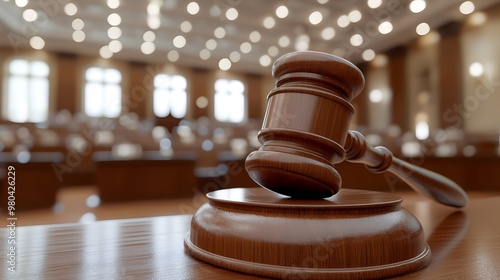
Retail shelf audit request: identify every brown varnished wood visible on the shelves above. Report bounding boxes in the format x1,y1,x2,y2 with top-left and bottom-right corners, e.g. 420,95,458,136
245,51,468,208
344,131,469,208
2,192,499,280
246,51,364,198
186,51,469,279
185,188,430,280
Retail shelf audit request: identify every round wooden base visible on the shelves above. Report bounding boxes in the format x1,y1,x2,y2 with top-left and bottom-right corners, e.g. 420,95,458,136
185,188,431,279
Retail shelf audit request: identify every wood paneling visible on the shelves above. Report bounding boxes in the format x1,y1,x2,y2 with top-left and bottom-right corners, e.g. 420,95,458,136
388,46,408,131
354,63,369,127
245,73,264,120
127,61,150,118
190,68,211,119
94,152,198,202
55,52,78,113
438,22,463,129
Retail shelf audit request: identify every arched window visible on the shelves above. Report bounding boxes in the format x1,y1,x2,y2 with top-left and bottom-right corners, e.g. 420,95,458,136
3,59,50,123
153,74,187,118
84,67,122,118
214,79,245,123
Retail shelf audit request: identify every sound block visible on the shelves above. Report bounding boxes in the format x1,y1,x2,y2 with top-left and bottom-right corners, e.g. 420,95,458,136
184,188,431,279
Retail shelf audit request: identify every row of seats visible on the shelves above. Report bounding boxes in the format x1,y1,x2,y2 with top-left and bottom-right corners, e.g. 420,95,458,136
1,115,499,212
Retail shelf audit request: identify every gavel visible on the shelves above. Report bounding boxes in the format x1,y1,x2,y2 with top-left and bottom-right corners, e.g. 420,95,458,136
245,51,468,208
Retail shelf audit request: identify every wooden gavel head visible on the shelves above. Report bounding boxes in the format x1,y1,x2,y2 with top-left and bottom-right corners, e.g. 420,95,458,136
245,51,365,199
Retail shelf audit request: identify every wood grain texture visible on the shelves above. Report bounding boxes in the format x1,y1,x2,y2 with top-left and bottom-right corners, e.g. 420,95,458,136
345,131,469,208
246,51,364,199
245,51,469,208
0,192,499,280
185,188,430,279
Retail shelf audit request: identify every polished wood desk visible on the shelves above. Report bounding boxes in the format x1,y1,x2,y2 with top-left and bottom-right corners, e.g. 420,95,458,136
1,191,499,279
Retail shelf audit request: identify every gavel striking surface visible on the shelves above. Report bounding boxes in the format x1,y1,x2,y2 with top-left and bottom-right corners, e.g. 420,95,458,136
185,188,431,280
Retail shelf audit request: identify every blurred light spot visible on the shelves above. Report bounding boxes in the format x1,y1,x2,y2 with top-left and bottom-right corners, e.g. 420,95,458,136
202,139,214,151
86,194,101,208
276,5,289,18
187,2,199,15
79,212,96,224
196,96,209,108
460,1,475,15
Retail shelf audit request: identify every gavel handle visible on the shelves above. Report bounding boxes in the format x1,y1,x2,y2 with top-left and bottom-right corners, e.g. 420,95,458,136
344,131,469,208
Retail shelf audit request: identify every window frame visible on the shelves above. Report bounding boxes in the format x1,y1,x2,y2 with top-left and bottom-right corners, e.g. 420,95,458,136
82,66,123,118
152,73,188,119
213,78,247,124
2,57,51,123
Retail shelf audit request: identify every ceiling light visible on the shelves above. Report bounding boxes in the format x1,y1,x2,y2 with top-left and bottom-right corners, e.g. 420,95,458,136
337,15,350,28
460,1,475,15
268,46,279,57
72,30,85,42
278,36,290,47
416,22,430,35
64,3,78,16
249,31,261,43
230,51,241,62
240,42,252,53
72,18,84,30
362,49,376,61
469,62,484,77
317,0,329,4
173,35,186,48
214,27,226,38
378,21,393,34
206,39,217,50
187,2,200,15
321,27,335,40
147,15,161,29
180,21,192,33
15,0,27,8
107,13,121,26
199,49,211,60
148,2,161,15
259,55,272,67
263,16,276,29
219,58,232,71
22,9,38,22
29,36,45,50
143,31,155,42
226,8,238,21
108,27,122,39
367,0,382,9
108,40,122,53
140,42,155,55
168,50,180,62
348,10,362,23
350,34,363,46
275,5,289,18
107,0,120,9
100,45,113,58
309,11,323,25
409,0,426,13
